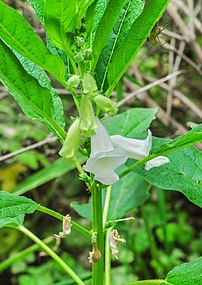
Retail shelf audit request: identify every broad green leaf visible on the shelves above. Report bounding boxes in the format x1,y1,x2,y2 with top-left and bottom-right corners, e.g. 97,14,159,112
71,170,150,221
0,1,65,85
151,124,202,156
71,198,92,221
14,52,65,129
92,0,128,70
107,168,150,220
103,108,158,137
166,257,202,285
135,139,202,207
95,0,145,91
44,0,78,53
86,0,99,37
11,157,86,195
91,0,106,35
0,215,24,228
107,0,170,95
0,40,66,141
27,0,45,23
0,191,39,218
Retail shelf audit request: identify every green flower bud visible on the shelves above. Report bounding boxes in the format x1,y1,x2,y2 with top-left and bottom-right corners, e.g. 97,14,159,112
84,48,92,60
74,51,84,63
93,95,118,116
79,95,97,137
82,73,97,94
59,119,80,159
67,75,80,89
75,36,85,47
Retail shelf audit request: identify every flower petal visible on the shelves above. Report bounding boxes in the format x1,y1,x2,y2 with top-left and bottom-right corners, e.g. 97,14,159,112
145,156,170,170
91,118,114,153
83,149,127,185
111,130,152,160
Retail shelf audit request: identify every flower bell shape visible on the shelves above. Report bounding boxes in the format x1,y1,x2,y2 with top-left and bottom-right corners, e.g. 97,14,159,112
110,130,152,160
59,119,80,159
79,95,97,137
93,95,118,116
83,118,128,185
111,130,170,170
67,75,80,89
82,73,97,94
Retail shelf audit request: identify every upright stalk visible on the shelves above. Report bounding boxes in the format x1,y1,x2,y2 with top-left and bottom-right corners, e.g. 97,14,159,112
92,183,104,285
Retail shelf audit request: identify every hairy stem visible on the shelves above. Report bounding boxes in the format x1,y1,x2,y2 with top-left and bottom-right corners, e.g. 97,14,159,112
92,183,104,285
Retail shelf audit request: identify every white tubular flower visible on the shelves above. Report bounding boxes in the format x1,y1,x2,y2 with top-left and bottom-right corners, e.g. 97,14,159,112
111,130,170,170
111,130,152,160
83,118,128,185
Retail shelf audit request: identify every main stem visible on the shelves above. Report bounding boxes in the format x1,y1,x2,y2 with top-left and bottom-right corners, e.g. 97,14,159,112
92,183,104,285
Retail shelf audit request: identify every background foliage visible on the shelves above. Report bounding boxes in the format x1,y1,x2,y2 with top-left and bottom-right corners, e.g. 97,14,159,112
0,0,202,284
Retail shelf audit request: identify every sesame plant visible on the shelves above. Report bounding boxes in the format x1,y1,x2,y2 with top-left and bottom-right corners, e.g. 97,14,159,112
0,0,202,285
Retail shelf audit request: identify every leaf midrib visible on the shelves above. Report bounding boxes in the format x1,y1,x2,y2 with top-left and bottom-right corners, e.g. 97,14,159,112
0,70,66,141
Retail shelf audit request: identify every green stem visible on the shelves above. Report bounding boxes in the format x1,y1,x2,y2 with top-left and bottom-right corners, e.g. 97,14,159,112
0,236,53,272
127,280,170,285
119,155,156,179
73,159,85,176
103,185,112,227
92,183,104,285
37,205,91,238
13,225,86,285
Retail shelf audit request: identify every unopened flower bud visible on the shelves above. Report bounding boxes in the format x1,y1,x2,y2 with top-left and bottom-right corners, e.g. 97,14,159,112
74,51,85,62
93,95,118,116
59,119,80,159
67,75,80,89
75,36,85,47
79,96,97,137
82,73,97,94
84,48,93,60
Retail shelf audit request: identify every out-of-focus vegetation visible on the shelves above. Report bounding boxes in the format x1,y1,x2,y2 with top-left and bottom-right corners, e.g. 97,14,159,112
0,0,202,284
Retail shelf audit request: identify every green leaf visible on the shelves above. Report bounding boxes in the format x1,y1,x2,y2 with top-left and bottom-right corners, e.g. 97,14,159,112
103,108,158,137
135,139,202,207
107,0,170,95
0,1,65,84
92,0,128,70
11,157,86,195
151,124,202,156
107,168,150,220
0,215,24,228
86,0,99,37
14,52,65,129
71,199,92,221
95,0,145,91
166,257,202,285
0,191,39,219
71,170,150,221
44,0,78,53
0,40,66,141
